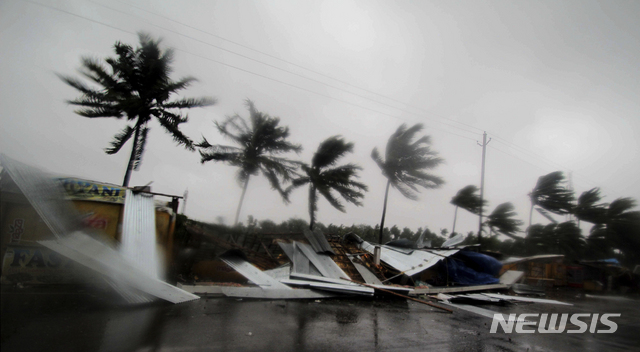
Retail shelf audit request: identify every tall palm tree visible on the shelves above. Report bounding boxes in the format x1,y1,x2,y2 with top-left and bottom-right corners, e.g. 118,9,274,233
450,185,485,235
197,100,302,225
371,124,444,244
59,33,215,187
528,171,575,231
484,202,523,239
286,136,368,230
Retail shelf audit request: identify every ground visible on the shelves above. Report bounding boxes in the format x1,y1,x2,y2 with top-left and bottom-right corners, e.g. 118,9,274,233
1,285,639,351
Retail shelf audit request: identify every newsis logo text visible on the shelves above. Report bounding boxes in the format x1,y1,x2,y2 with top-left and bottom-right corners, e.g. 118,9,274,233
490,313,620,334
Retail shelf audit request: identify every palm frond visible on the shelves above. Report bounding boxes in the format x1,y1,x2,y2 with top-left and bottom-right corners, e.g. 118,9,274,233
157,111,195,151
530,171,575,215
163,97,216,109
105,125,135,154
451,185,485,215
312,135,354,169
485,202,523,238
316,185,345,212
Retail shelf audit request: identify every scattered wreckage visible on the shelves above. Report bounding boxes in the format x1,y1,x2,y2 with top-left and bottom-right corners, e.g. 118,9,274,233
1,154,575,314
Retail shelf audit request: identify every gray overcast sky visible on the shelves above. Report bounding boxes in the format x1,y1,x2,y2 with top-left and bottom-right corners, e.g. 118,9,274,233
1,0,639,237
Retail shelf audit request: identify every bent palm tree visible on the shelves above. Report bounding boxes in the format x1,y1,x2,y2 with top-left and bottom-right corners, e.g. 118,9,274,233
484,202,523,239
287,136,368,230
59,33,215,187
450,185,485,235
197,100,302,225
372,124,444,244
528,171,575,231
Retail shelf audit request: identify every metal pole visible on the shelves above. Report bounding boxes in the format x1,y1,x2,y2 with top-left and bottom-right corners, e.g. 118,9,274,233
477,132,491,247
182,189,188,214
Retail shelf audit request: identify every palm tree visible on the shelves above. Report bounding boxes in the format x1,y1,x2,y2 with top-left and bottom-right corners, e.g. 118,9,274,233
286,136,368,230
450,185,485,235
484,202,523,239
528,171,575,231
197,100,302,225
59,33,215,187
371,124,444,244
606,197,640,263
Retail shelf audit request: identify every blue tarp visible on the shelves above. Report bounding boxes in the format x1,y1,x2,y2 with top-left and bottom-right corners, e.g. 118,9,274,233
455,251,503,276
436,251,502,286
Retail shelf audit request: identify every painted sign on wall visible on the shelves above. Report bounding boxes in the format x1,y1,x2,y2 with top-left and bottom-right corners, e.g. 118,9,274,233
57,178,126,204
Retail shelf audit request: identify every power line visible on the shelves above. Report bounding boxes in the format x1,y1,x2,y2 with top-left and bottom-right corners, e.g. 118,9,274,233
110,0,486,135
26,0,479,143
88,0,482,137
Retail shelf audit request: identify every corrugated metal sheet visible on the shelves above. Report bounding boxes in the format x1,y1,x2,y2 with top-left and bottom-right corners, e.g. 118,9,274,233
121,190,160,279
303,227,335,254
39,233,199,303
0,154,81,238
351,262,383,285
442,233,464,247
220,254,291,290
295,242,349,280
263,264,291,280
360,240,458,276
292,242,310,274
280,279,374,295
220,287,335,299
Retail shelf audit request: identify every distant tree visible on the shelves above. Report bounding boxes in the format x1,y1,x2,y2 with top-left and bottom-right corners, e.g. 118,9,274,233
525,222,585,260
400,227,414,240
197,100,301,225
286,136,367,230
604,198,640,264
371,124,444,244
450,185,485,235
528,171,575,231
59,33,215,186
484,202,523,239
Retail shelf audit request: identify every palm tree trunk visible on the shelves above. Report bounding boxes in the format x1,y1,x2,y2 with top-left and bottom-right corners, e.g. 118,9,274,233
378,180,391,244
528,201,534,235
308,185,316,230
452,206,459,235
234,177,250,226
122,125,141,187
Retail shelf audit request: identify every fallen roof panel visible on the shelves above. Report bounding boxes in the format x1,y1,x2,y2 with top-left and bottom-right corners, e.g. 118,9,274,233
360,240,458,276
412,284,509,295
281,279,374,295
40,233,199,304
499,270,525,285
178,285,336,299
482,293,572,306
295,242,349,280
351,262,383,285
220,254,291,290
303,227,335,255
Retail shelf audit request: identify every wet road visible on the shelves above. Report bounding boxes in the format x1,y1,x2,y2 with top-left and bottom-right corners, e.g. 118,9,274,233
2,286,639,351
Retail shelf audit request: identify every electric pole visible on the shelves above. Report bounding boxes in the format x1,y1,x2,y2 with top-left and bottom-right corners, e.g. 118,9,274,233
182,189,188,215
477,132,491,247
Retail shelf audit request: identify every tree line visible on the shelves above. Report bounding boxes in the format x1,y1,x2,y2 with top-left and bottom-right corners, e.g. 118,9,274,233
60,33,639,265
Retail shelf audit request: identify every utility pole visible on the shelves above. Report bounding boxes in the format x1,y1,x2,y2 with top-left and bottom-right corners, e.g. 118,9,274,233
182,189,188,215
477,132,491,247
